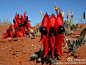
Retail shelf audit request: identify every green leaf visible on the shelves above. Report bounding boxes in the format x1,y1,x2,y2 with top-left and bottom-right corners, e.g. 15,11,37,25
73,43,77,53
68,40,71,47
76,40,79,48
49,57,57,63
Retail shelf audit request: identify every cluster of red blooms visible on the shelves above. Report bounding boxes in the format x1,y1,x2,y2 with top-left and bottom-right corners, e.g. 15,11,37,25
40,12,65,59
2,11,31,39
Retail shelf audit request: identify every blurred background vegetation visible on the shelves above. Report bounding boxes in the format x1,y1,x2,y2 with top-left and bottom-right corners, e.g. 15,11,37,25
0,16,12,25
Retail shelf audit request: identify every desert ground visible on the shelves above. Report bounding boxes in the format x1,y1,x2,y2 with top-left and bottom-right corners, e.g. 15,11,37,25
0,23,86,65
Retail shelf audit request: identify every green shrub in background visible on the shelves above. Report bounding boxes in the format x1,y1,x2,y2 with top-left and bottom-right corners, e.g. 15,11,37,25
0,16,12,25
0,21,2,25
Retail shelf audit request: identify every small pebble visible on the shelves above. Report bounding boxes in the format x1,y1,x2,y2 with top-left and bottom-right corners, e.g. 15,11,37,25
31,45,33,47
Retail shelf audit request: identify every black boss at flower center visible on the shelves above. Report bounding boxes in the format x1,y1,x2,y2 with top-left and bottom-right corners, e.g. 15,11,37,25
57,25,65,34
40,26,47,36
49,27,56,36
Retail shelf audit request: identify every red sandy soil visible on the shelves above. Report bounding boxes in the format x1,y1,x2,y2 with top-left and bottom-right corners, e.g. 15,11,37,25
0,23,86,65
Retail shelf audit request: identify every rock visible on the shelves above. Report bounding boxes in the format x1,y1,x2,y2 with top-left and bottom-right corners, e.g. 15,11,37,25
29,53,38,59
31,45,33,47
37,58,41,61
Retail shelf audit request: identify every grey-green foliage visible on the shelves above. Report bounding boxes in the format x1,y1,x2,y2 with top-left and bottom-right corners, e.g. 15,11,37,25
68,36,85,53
63,20,71,33
78,39,81,46
76,24,78,28
73,43,77,53
34,29,36,34
72,24,75,29
7,20,10,25
63,20,69,28
6,16,10,25
63,20,67,26
75,25,77,30
80,25,86,37
36,26,41,33
9,21,12,25
64,33,67,41
70,26,73,30
68,40,74,50
49,57,57,63
37,21,41,25
76,40,79,48
82,37,85,43
38,26,41,29
80,25,82,29
0,21,2,25
71,24,77,31
67,24,70,28
29,53,38,59
68,39,71,47
77,37,85,46
72,40,79,53
3,19,6,25
36,27,38,33
72,40,75,46
1,16,12,25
